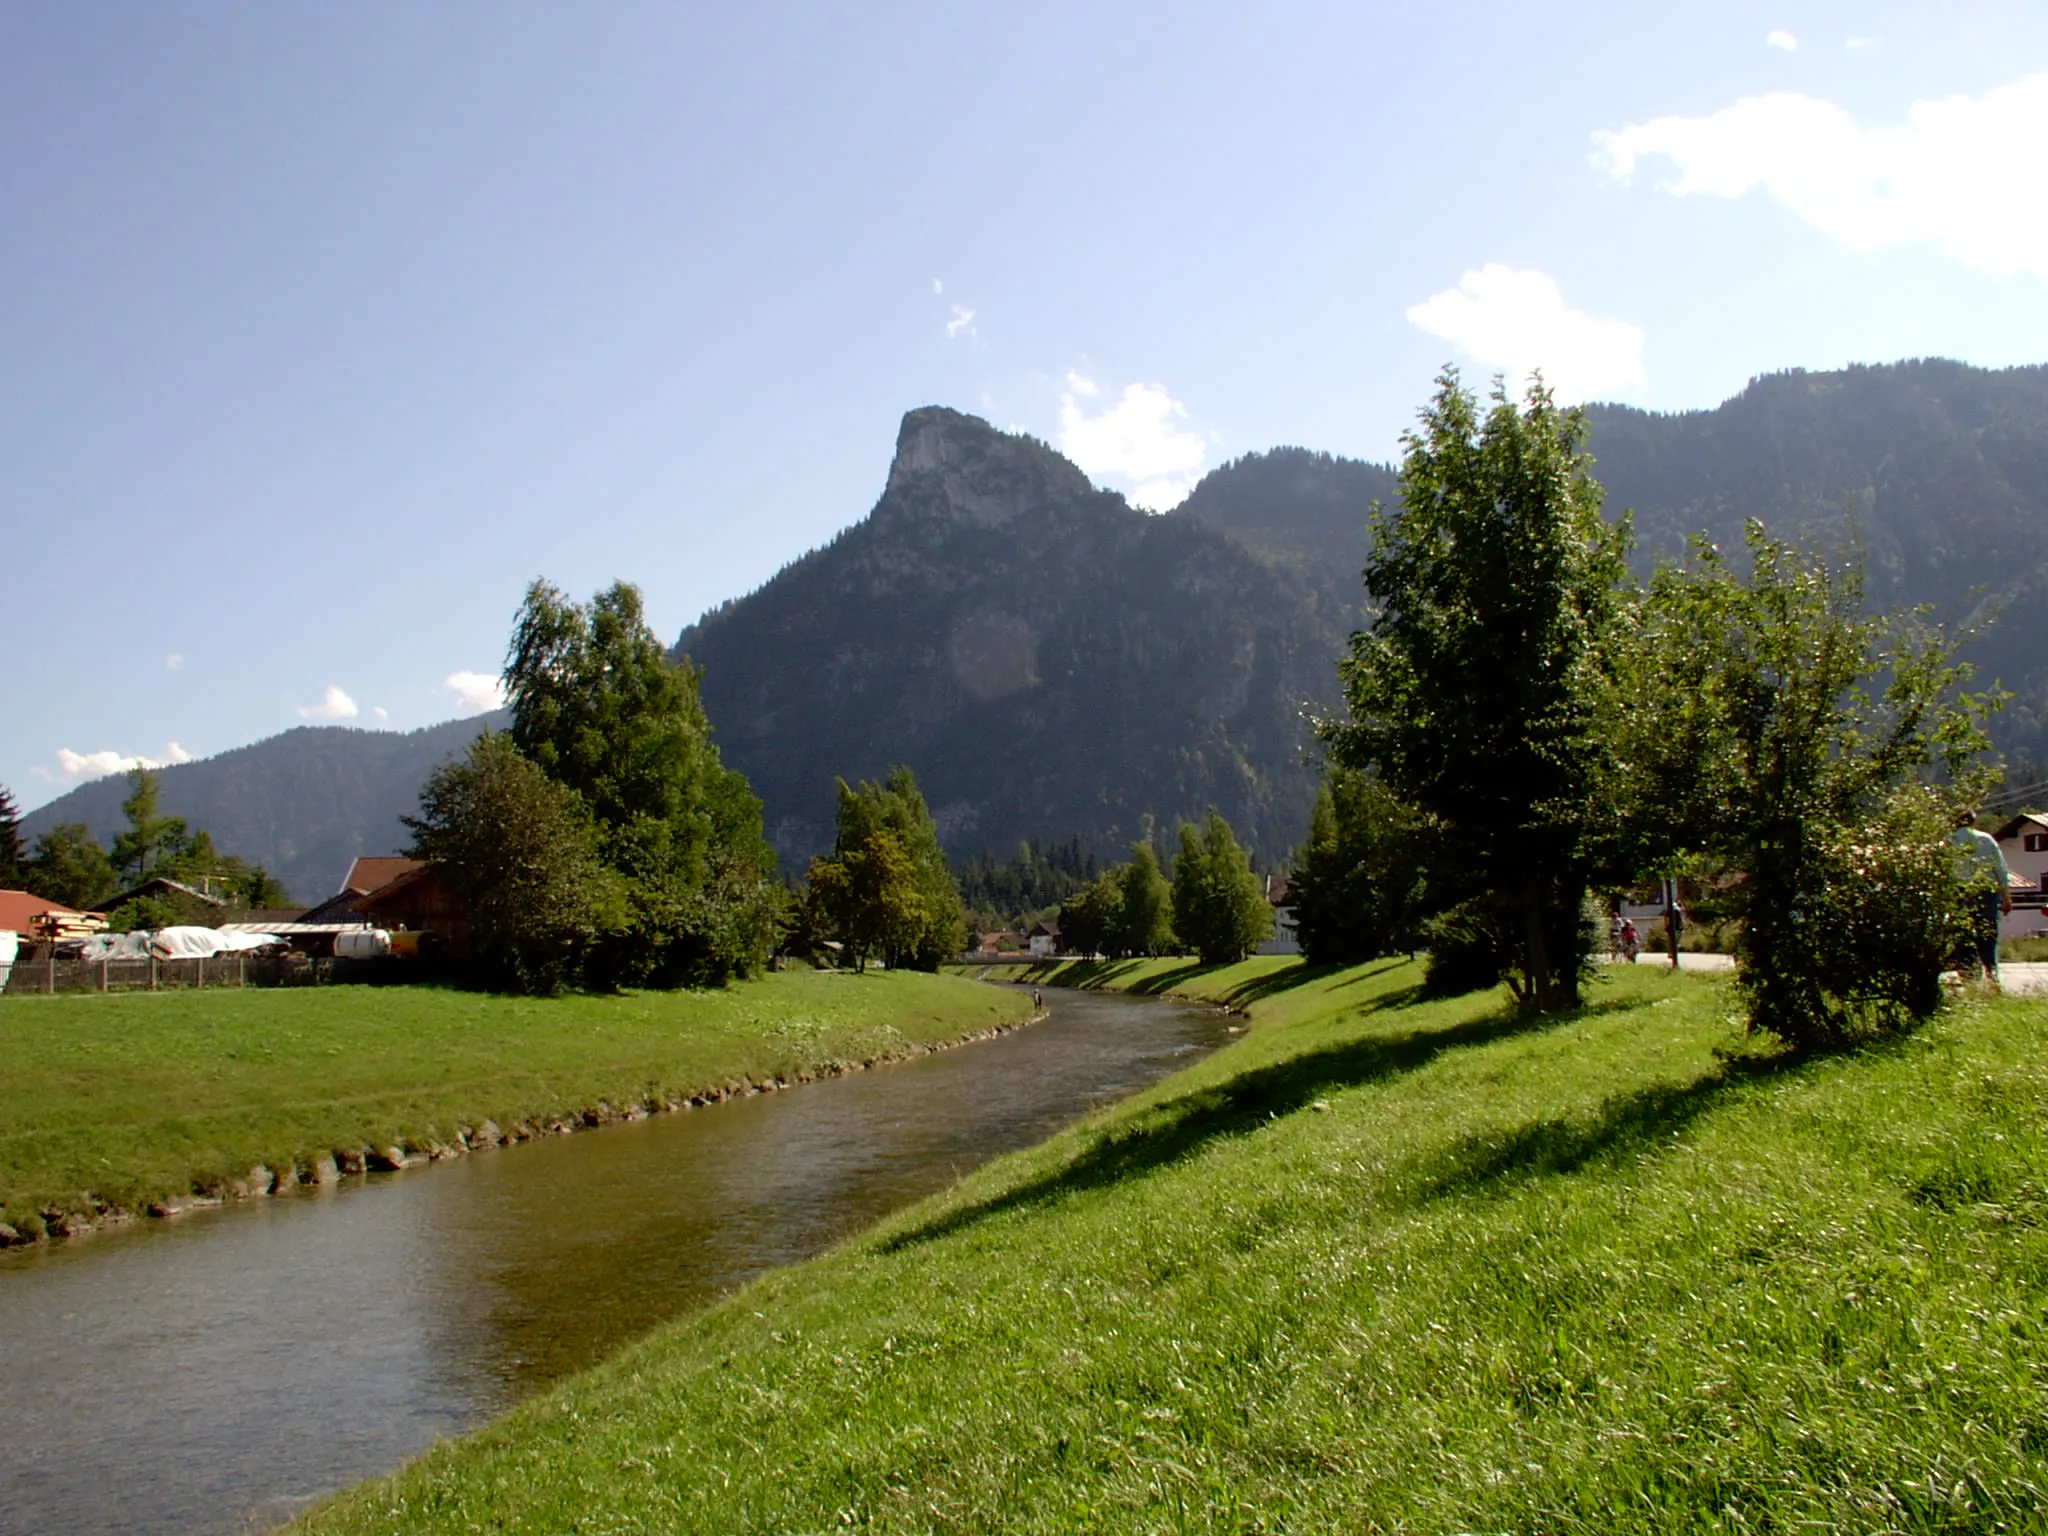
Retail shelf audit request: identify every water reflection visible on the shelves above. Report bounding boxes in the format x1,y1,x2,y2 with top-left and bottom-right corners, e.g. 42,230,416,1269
0,987,1231,1535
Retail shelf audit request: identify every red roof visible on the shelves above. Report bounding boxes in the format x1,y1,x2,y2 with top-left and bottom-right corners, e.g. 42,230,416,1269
0,888,87,933
340,856,425,897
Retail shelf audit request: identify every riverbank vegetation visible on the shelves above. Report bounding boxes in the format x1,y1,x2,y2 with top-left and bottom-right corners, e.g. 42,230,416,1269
1300,371,1997,1047
297,956,2048,1532
0,968,1031,1240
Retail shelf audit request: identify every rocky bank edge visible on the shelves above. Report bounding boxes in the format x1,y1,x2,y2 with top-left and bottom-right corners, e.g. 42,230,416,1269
0,1007,1048,1249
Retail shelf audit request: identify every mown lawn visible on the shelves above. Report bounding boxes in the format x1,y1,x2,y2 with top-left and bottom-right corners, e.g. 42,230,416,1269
300,956,2048,1533
0,969,1031,1234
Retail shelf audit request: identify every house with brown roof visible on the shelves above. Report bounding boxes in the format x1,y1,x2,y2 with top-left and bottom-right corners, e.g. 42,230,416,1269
352,863,470,955
338,856,425,897
0,889,101,941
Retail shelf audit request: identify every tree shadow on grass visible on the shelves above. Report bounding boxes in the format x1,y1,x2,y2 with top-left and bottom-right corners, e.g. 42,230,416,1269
877,999,1577,1254
1404,1047,1797,1207
1025,957,1392,1008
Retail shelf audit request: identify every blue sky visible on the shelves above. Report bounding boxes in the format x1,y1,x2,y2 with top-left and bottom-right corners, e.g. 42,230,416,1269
5,2,2045,811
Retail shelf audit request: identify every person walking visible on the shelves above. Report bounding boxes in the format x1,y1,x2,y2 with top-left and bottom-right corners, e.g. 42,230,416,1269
1951,810,2013,986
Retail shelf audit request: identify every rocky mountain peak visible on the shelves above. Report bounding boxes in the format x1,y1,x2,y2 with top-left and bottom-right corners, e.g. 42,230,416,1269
877,406,1100,529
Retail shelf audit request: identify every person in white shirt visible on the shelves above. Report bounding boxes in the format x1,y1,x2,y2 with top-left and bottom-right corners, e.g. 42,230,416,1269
1951,810,2013,983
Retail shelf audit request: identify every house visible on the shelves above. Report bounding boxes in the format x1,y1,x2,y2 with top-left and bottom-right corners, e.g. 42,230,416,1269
976,931,1029,957
1028,920,1061,958
338,856,425,897
1996,813,2048,939
0,889,103,942
88,876,225,925
296,857,426,925
353,863,470,955
1257,873,1301,956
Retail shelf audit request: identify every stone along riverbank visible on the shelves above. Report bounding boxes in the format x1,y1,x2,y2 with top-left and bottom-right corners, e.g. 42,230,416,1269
0,985,1237,1536
0,968,1034,1246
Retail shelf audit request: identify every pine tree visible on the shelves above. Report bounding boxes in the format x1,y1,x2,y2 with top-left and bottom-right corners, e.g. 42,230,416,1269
0,783,23,888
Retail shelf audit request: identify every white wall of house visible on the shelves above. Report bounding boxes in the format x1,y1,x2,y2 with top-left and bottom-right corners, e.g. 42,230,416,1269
1999,815,2048,939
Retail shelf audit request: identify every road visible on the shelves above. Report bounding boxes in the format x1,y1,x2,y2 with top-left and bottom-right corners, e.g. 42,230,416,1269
1610,951,2048,996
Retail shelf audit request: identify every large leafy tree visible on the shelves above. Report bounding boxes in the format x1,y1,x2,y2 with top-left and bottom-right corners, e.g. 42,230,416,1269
1288,768,1428,966
1170,813,1272,965
505,579,781,986
1626,525,1993,1046
24,824,118,910
808,767,969,970
407,733,623,996
1057,870,1125,958
1113,840,1177,957
1325,370,1630,1012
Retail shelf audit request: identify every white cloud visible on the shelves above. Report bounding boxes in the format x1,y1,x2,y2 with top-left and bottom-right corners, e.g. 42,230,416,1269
1592,72,2048,285
297,685,359,720
372,705,389,723
1846,36,1879,52
932,277,943,295
945,304,978,340
1058,378,1208,511
52,742,193,783
1404,264,1647,403
1766,29,1798,52
443,670,506,716
164,652,184,671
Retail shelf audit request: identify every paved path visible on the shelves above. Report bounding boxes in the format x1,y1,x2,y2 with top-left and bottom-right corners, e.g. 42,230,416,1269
1608,952,2048,996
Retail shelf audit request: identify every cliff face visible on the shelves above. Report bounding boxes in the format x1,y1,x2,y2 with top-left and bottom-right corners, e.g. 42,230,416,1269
678,408,1339,865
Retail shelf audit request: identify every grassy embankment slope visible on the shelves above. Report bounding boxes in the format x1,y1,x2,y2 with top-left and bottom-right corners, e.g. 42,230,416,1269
0,969,1032,1236
298,955,2048,1533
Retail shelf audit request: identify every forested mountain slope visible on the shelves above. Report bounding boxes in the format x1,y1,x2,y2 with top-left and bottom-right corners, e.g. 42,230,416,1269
678,408,1340,867
24,359,2045,893
1183,360,2048,758
19,715,499,902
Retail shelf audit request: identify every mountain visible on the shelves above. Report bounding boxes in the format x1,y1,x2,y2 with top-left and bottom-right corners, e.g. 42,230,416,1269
1586,360,2048,755
18,715,500,903
1173,361,2048,759
22,359,2048,889
678,407,1341,866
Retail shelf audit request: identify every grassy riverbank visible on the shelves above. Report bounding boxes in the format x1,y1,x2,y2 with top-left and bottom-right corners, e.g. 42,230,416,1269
0,969,1032,1237
297,956,2048,1533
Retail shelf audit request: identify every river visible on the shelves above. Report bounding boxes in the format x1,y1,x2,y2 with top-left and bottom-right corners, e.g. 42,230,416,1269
0,986,1233,1535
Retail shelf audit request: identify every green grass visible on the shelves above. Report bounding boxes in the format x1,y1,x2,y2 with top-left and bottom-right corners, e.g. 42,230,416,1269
296,955,2048,1534
0,969,1032,1234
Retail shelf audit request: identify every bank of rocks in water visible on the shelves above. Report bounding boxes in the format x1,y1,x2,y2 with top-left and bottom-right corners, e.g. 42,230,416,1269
0,1011,1046,1249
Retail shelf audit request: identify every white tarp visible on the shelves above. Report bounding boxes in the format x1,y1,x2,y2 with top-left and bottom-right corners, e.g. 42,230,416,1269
0,930,16,990
150,927,281,959
78,928,282,963
77,932,154,963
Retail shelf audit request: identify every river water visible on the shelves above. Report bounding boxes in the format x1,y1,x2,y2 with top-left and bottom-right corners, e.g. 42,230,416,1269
0,986,1232,1535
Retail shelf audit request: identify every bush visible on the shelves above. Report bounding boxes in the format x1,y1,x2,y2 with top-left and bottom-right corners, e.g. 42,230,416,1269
1420,904,1506,998
1739,786,1976,1046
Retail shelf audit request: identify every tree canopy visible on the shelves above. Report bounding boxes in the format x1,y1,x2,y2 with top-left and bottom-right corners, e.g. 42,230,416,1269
1170,813,1271,965
0,784,23,889
1326,370,1629,1011
407,733,623,996
502,578,782,988
1624,524,1994,1046
807,767,969,971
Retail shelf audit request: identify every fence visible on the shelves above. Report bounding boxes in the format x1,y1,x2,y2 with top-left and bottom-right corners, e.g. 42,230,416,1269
2,952,365,996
